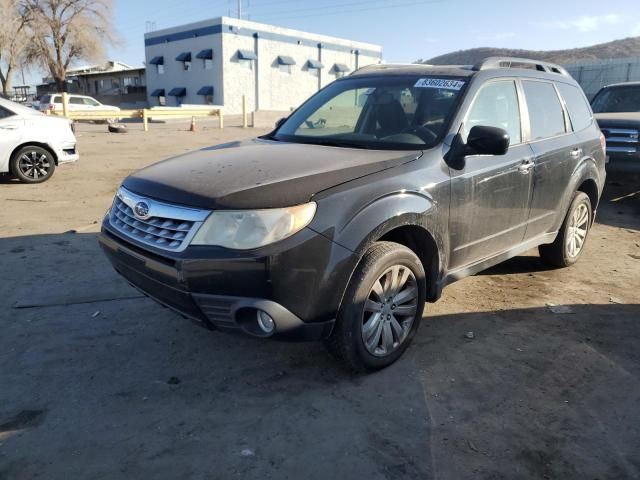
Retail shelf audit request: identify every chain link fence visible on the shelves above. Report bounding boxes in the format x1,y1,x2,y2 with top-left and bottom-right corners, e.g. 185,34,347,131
564,57,640,100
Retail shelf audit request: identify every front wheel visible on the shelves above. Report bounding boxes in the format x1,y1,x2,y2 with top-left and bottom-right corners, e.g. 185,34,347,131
325,241,426,372
10,146,56,183
539,191,592,267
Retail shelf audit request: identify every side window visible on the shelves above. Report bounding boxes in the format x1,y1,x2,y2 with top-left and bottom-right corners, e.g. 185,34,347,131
466,80,521,144
83,98,100,106
0,106,15,119
53,96,62,104
69,97,84,105
522,80,566,140
556,83,593,132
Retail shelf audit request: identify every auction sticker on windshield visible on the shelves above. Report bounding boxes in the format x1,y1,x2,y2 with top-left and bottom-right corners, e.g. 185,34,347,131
414,78,465,90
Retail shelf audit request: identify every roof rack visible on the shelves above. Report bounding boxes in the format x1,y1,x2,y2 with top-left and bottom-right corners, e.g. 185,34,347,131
473,57,569,76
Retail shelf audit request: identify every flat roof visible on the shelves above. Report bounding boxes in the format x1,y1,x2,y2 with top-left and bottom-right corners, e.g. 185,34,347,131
144,16,382,54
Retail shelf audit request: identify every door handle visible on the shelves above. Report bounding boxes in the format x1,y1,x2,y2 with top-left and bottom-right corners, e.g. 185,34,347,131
518,158,534,174
570,148,583,158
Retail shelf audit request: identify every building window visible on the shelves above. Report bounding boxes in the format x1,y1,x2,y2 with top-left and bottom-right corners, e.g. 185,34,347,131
204,59,213,70
309,68,319,77
276,55,295,75
158,64,164,75
239,59,253,70
158,96,166,106
204,95,213,105
176,52,192,71
335,71,345,79
279,64,292,74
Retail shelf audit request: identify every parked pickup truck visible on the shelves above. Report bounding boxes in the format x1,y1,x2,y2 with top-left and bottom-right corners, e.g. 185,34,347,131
592,82,640,161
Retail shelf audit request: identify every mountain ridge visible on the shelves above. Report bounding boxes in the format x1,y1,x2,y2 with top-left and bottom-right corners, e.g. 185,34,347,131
420,37,640,66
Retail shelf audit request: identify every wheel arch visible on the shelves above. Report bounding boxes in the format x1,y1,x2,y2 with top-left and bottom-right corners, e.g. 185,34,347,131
10,142,59,167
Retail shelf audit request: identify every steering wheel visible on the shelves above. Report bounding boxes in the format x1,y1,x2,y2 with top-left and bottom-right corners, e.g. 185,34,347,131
402,125,438,143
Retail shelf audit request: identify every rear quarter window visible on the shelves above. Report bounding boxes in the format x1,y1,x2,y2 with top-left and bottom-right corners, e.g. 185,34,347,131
556,83,593,132
0,106,15,119
522,80,566,140
40,95,51,104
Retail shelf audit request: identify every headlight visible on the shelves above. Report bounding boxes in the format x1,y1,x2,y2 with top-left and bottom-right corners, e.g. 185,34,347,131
191,202,317,249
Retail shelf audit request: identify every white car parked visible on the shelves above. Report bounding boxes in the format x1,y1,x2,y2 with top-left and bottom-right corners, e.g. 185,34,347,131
0,96,79,183
38,93,120,114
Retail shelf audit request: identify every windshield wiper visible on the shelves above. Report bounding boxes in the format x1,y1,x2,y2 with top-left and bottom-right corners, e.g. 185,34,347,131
303,139,373,149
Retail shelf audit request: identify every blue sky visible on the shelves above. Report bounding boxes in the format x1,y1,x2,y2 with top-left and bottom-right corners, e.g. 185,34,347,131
25,0,640,84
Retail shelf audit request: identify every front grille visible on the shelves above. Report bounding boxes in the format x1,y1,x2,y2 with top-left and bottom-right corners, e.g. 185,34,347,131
108,187,210,252
601,127,639,154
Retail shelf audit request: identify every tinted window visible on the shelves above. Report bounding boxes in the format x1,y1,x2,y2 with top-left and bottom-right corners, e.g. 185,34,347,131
40,95,51,104
522,80,566,140
466,80,521,144
591,86,640,113
557,83,593,131
0,106,15,119
70,97,84,105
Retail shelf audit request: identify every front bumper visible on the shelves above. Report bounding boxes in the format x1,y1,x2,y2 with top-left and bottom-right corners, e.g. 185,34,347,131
55,143,79,164
98,219,354,341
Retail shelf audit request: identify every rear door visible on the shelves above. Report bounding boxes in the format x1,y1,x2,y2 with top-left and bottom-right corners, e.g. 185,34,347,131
448,79,534,269
521,80,580,239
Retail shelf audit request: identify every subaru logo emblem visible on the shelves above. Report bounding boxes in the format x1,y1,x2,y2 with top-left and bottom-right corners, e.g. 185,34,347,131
134,201,150,219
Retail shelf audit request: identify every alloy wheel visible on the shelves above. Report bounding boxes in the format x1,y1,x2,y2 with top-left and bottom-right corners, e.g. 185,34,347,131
566,202,589,258
19,150,52,181
361,265,418,357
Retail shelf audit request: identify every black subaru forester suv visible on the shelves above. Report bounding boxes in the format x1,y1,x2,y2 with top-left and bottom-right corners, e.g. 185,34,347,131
100,57,606,371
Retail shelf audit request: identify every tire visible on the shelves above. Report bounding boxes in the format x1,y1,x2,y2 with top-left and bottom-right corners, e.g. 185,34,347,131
10,145,56,184
108,124,127,133
325,241,426,372
539,191,592,268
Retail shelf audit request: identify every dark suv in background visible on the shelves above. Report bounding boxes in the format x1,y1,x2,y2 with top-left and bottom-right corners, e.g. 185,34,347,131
99,57,606,371
592,81,640,162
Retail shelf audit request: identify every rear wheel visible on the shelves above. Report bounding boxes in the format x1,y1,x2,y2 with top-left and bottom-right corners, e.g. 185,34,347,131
325,241,426,372
539,191,592,267
10,146,56,184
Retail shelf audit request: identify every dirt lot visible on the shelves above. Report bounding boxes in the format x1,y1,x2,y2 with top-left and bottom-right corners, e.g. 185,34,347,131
1,122,639,480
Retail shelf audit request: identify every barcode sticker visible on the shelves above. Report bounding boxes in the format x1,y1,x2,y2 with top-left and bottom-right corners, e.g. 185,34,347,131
414,78,465,90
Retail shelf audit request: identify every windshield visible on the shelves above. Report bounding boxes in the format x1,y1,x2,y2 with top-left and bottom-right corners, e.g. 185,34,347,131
273,75,467,150
591,86,640,113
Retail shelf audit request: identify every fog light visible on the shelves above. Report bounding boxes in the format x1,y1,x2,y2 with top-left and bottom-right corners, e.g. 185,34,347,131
256,310,275,334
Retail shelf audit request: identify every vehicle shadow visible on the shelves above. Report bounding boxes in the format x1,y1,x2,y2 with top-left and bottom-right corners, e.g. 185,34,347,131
0,231,639,479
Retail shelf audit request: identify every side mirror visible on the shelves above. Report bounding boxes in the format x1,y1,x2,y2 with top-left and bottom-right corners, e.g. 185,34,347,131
466,125,510,156
275,117,287,129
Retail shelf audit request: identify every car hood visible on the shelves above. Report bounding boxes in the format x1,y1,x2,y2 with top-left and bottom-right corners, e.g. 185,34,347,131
594,112,640,128
122,138,421,209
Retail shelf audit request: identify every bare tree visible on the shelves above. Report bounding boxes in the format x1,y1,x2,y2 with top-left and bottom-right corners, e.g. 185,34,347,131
0,0,28,97
23,0,115,92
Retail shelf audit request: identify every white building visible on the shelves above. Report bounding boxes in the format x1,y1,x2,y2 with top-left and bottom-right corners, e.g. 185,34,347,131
144,16,383,114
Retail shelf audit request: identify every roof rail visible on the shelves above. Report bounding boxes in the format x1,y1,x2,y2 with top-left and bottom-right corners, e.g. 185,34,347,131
473,57,569,76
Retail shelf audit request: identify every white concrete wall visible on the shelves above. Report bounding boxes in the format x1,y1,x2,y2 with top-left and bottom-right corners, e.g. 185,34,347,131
145,28,223,107
145,17,382,113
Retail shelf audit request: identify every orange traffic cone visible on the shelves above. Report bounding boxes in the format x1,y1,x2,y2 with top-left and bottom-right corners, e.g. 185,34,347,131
189,116,196,132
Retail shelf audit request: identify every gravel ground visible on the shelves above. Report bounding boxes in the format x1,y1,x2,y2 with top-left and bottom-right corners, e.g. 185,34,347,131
0,123,638,480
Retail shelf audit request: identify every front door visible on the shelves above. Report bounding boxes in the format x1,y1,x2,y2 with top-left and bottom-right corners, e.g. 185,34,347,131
0,105,23,172
448,80,534,269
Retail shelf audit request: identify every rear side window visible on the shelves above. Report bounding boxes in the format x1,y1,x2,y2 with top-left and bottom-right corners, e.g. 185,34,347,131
52,96,62,104
556,83,593,131
70,97,84,105
40,95,51,104
466,80,522,144
522,80,566,140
